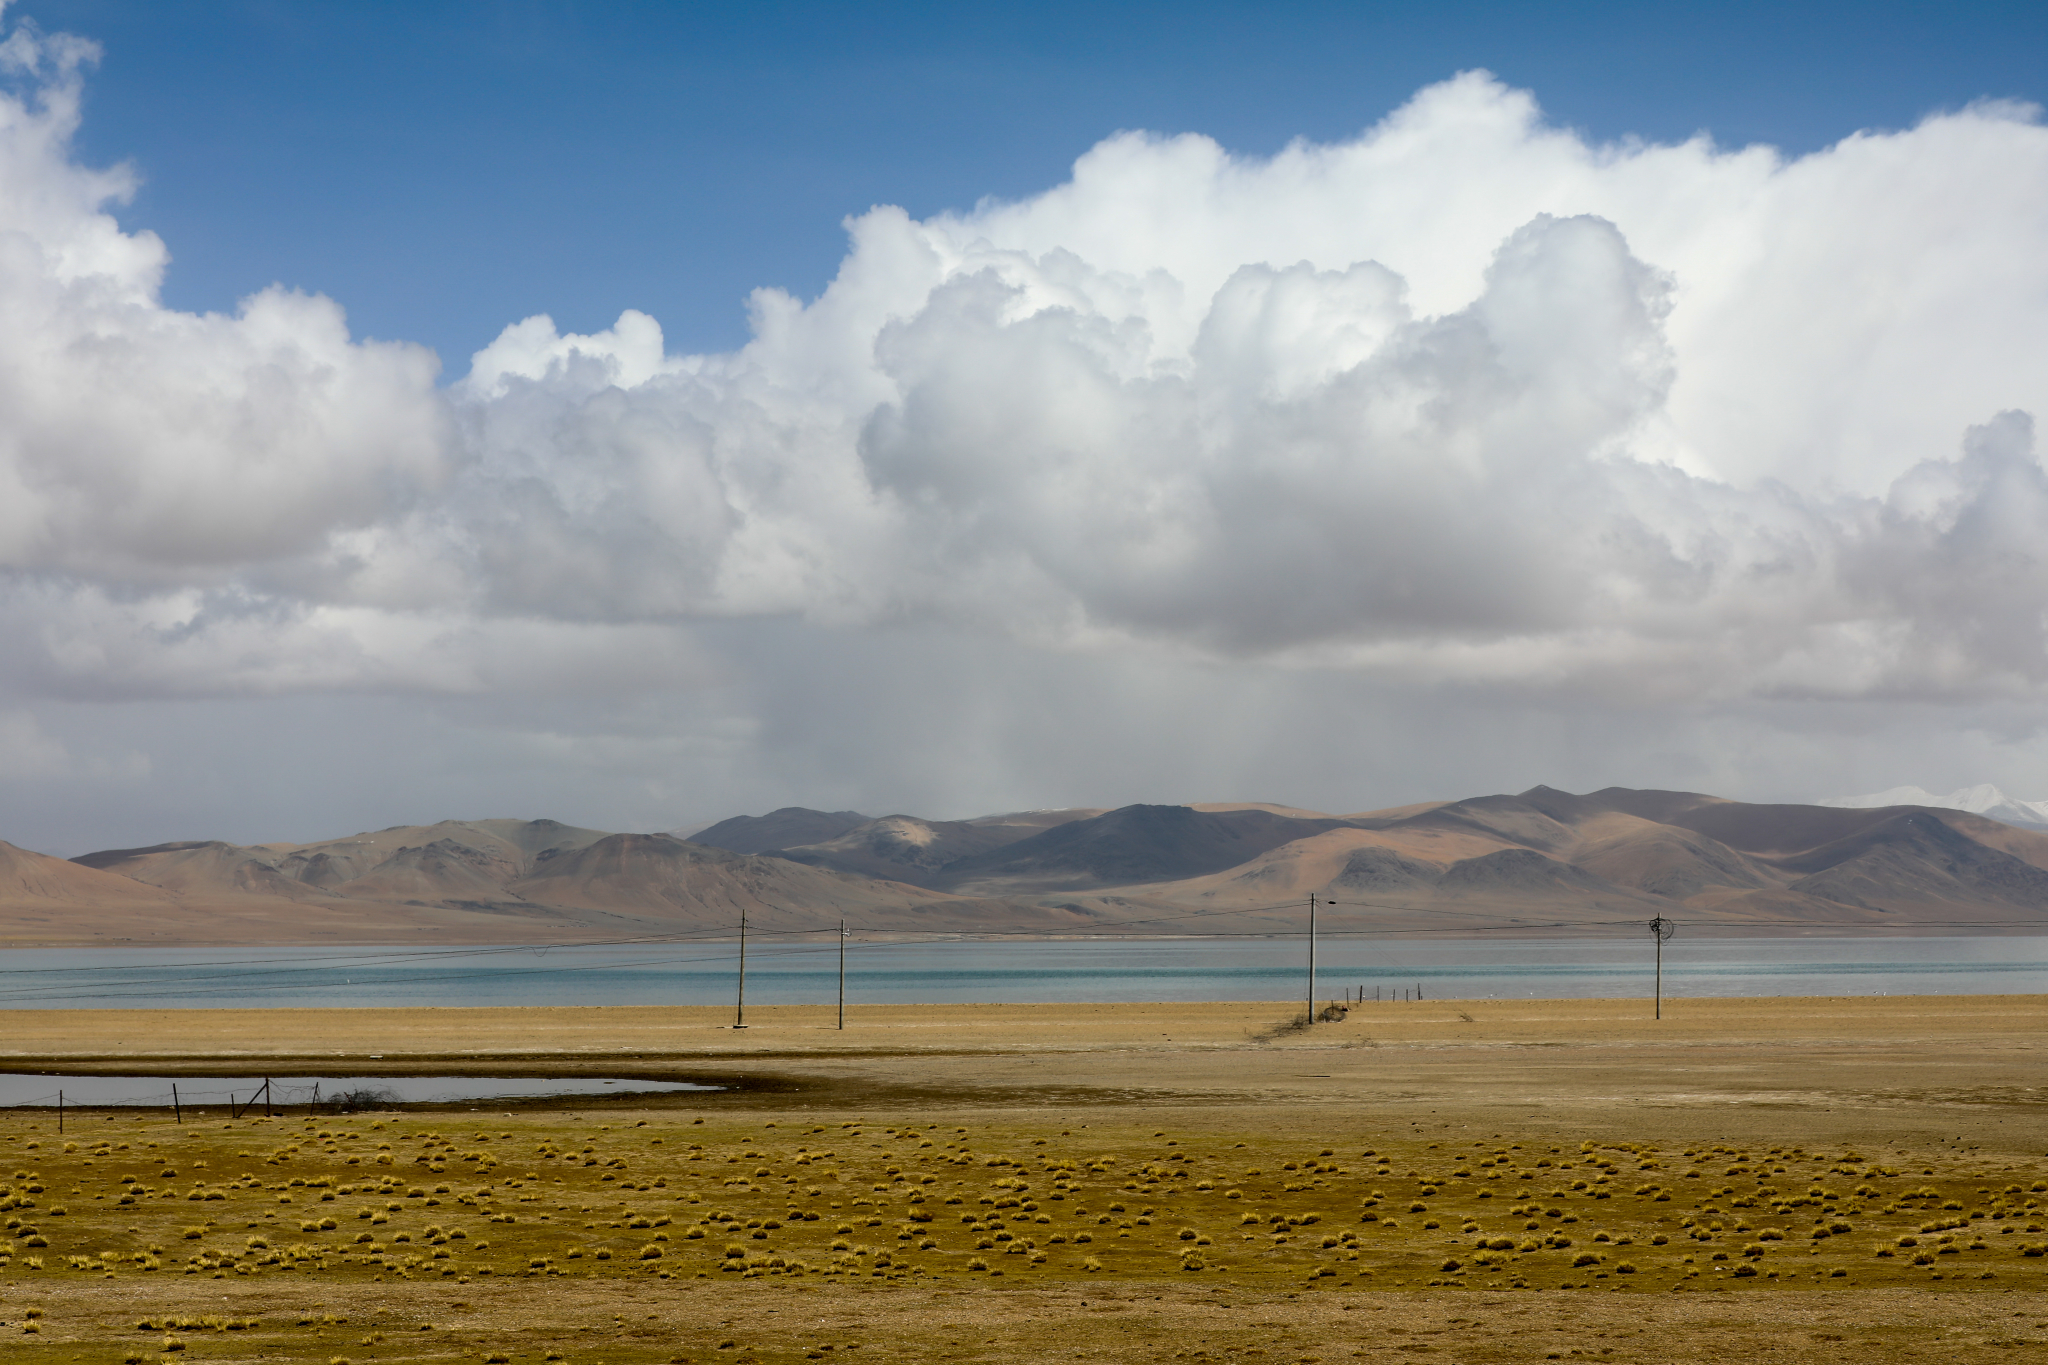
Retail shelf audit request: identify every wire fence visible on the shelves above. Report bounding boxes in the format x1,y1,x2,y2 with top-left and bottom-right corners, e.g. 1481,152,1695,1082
6,1077,411,1129
2,1071,722,1120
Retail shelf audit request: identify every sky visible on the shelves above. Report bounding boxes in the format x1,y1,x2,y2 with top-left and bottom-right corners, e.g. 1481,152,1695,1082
3,0,2048,854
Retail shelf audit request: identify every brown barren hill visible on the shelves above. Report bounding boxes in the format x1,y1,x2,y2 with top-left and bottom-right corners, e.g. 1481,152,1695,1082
773,813,1043,886
73,818,614,909
1,838,553,947
936,803,1352,895
1042,784,2048,935
507,831,1012,932
1776,807,2048,912
964,806,1107,833
686,806,872,853
1568,817,1778,898
0,838,169,909
322,836,529,902
1186,800,1337,817
70,838,327,900
272,817,611,893
1585,786,1905,853
1138,827,1468,905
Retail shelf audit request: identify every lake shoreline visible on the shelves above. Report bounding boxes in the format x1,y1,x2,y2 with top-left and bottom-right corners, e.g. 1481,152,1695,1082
2,991,2042,1060
3,935,2044,1009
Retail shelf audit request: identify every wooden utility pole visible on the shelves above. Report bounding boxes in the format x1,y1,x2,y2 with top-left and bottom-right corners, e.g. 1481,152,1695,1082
1649,916,1674,1019
1306,894,1319,1023
734,908,749,1029
837,918,847,1030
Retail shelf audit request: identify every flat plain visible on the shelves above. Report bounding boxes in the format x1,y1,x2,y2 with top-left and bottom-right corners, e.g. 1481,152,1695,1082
2,995,2047,1363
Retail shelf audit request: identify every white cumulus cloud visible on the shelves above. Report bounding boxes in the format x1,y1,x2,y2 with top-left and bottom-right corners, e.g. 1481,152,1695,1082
3,6,2048,744
0,16,449,592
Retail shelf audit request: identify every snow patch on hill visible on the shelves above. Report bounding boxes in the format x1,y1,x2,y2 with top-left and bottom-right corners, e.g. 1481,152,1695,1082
1820,784,2048,830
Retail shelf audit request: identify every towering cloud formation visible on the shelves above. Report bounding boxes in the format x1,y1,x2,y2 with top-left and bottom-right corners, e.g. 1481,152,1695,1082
0,22,449,584
3,10,2048,830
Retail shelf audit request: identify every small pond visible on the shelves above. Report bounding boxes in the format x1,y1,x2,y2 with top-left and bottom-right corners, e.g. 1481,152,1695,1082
0,1073,718,1109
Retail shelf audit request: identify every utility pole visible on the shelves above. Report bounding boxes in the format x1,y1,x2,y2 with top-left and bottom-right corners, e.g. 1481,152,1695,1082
837,918,847,1031
734,907,749,1029
1306,893,1319,1023
1649,916,1674,1019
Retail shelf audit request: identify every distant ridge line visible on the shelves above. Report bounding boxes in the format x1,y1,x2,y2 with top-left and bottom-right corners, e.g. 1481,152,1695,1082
5,786,2048,945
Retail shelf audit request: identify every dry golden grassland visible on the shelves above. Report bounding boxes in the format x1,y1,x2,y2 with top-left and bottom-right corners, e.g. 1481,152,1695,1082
2,995,2047,1362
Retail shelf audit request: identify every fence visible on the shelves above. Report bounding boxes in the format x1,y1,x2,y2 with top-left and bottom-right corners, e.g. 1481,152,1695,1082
4,1078,403,1129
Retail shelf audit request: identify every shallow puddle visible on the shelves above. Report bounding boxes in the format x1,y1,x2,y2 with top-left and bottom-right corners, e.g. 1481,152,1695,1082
0,1072,718,1109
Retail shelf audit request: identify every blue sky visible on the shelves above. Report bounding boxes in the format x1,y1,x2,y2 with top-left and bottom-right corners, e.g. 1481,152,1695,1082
36,0,2048,364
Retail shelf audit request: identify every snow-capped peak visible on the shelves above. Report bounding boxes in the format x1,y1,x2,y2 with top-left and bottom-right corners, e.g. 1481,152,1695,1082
1819,784,2048,829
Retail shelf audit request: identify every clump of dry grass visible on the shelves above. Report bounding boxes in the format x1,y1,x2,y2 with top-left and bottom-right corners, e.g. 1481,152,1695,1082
1250,1013,1315,1042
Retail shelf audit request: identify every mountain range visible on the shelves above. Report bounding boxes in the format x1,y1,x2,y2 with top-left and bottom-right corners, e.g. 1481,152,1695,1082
5,786,2048,945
